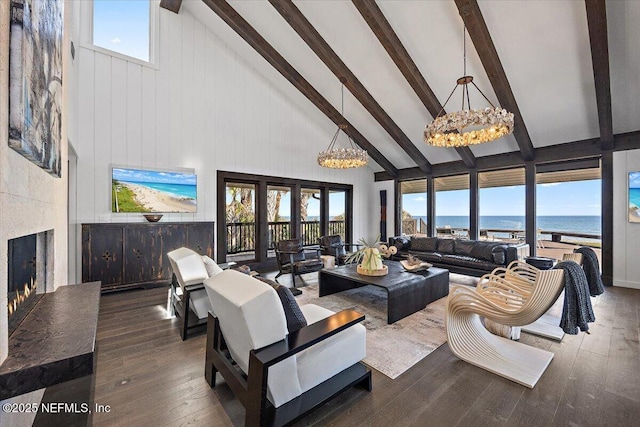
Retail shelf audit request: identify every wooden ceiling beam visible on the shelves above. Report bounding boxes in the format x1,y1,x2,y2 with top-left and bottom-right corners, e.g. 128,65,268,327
585,0,614,150
269,0,432,174
202,0,398,178
375,130,640,181
159,0,182,14
352,0,476,169
454,0,536,162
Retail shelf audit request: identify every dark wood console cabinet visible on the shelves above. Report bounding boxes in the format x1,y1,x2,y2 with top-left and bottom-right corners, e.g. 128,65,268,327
82,222,214,291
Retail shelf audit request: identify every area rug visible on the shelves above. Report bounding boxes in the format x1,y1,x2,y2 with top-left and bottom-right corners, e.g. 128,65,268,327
295,273,477,379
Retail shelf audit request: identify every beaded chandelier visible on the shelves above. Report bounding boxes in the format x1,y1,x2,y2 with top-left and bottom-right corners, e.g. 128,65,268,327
318,81,368,169
424,28,514,148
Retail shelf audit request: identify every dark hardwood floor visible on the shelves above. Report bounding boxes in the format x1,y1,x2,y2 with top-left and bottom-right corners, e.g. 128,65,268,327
93,273,640,426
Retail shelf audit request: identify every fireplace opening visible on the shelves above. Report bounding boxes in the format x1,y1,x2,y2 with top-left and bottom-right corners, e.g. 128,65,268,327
7,233,46,335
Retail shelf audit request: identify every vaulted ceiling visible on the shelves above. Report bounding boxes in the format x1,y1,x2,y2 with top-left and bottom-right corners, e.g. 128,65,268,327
167,0,640,178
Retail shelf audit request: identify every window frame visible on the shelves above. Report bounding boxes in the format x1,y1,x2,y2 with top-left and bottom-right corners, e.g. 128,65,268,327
81,0,160,69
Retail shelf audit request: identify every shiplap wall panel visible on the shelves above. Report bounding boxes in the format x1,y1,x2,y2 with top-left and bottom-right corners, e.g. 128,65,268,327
126,63,143,170
110,58,128,166
141,67,157,169
77,48,95,221
94,53,111,217
75,7,378,242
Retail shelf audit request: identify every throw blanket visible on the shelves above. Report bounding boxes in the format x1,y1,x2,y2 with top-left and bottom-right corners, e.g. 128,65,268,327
554,261,595,334
575,247,605,296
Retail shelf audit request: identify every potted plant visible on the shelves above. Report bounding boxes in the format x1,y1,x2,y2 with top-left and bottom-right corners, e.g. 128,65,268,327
345,235,395,276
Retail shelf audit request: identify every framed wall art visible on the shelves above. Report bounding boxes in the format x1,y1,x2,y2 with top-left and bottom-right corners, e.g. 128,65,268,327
8,0,64,177
630,172,640,223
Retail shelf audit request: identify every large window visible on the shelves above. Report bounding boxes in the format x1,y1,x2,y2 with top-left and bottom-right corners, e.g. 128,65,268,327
479,168,525,243
218,172,352,263
400,180,427,235
435,175,470,239
89,0,156,64
536,166,602,253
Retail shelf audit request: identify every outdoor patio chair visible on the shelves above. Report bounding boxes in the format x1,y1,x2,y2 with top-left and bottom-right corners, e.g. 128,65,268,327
274,239,324,293
203,269,371,426
446,265,565,388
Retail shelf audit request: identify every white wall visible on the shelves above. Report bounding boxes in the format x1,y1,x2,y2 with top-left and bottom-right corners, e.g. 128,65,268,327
72,6,377,278
613,149,640,289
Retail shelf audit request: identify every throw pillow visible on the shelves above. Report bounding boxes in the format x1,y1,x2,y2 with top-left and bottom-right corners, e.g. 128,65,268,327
410,237,438,252
234,265,251,275
470,242,500,262
436,238,455,254
201,255,223,278
256,277,307,333
491,245,508,265
454,239,475,256
390,236,411,251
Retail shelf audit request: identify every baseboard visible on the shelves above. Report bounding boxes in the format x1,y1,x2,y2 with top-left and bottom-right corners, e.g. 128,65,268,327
613,280,640,289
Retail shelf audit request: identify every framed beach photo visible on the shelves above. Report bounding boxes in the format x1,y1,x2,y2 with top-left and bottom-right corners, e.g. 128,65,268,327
630,172,640,223
111,166,197,213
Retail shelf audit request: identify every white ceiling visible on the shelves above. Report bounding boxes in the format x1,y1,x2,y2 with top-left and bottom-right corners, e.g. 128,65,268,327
184,0,640,173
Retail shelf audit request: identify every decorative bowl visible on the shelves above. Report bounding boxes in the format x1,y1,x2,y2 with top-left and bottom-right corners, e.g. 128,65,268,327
143,214,163,222
357,264,388,276
400,259,432,272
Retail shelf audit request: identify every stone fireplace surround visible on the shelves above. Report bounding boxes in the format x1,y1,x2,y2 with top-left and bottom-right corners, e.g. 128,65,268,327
1,3,72,424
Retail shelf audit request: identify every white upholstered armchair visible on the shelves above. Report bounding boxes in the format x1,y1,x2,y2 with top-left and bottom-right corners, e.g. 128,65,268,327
203,269,371,426
167,247,221,340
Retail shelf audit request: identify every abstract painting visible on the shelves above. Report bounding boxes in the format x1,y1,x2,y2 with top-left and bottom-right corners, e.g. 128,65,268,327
8,0,63,177
630,172,640,223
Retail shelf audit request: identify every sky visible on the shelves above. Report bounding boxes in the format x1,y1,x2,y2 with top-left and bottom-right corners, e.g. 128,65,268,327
113,168,196,185
402,179,602,216
93,0,150,61
630,172,640,189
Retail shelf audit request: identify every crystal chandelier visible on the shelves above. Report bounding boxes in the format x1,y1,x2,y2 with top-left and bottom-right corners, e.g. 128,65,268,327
318,80,368,169
424,27,514,148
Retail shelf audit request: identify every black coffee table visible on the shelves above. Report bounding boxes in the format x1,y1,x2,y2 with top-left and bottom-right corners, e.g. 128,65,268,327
318,261,449,324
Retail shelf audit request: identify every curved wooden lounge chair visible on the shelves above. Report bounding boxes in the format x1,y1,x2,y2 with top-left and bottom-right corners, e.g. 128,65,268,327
446,266,565,388
562,252,583,265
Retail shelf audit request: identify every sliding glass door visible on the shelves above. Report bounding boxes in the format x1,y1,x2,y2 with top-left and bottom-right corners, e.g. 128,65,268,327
301,188,321,247
329,190,347,240
267,185,292,257
225,182,256,262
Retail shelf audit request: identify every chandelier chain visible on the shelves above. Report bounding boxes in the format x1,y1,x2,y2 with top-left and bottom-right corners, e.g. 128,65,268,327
317,79,368,168
423,23,514,148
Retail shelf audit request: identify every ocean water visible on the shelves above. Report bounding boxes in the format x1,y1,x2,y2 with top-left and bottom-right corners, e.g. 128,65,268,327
409,215,601,236
123,181,196,199
630,188,640,208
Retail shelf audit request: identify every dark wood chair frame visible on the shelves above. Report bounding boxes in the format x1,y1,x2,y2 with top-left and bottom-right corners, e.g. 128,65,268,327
205,310,372,427
170,274,208,341
318,236,361,265
274,243,323,293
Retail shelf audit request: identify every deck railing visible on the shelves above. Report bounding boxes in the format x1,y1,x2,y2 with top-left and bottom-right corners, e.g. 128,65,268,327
226,220,346,254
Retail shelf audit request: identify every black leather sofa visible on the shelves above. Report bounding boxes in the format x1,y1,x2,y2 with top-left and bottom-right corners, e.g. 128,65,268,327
388,236,530,277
